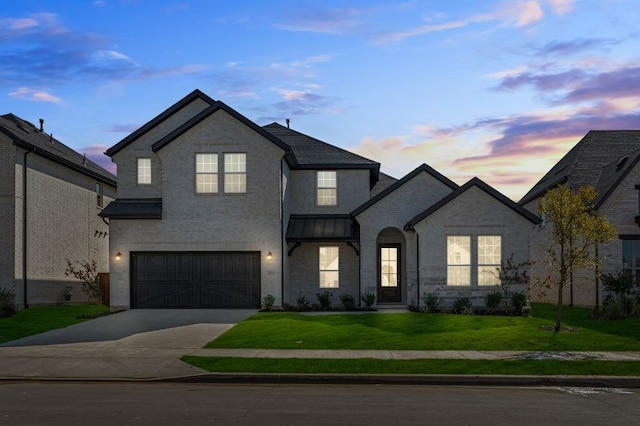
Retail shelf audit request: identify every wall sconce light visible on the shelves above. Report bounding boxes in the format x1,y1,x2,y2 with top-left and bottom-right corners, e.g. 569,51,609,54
266,251,273,261
115,252,121,261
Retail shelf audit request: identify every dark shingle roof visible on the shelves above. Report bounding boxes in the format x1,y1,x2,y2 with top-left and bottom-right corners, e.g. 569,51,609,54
99,198,162,219
370,172,397,197
405,177,540,230
352,163,458,217
263,123,380,170
0,113,117,186
286,214,359,242
520,130,640,207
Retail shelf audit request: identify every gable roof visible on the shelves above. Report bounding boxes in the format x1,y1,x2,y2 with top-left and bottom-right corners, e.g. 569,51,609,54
352,163,458,217
263,123,380,178
0,113,117,186
151,101,290,153
105,89,216,157
405,177,540,230
520,130,640,207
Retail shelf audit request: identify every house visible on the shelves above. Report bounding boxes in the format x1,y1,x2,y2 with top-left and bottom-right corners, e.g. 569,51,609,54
0,114,117,309
520,130,640,307
100,89,538,310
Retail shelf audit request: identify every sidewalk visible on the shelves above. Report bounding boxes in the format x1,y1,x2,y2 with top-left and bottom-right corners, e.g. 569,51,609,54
1,323,640,387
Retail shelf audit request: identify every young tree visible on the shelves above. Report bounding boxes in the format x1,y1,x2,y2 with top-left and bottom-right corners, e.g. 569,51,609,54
537,184,616,331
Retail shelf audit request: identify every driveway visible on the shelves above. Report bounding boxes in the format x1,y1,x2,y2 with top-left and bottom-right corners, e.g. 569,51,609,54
0,309,257,347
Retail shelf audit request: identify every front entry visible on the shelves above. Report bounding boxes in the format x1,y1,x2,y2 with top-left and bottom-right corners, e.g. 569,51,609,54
378,244,401,303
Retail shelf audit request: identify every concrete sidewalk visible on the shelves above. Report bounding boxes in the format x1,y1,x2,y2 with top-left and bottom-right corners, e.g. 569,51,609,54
1,322,640,386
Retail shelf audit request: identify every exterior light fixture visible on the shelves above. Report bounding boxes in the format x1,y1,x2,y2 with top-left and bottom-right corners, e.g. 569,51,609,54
266,251,273,261
115,252,121,261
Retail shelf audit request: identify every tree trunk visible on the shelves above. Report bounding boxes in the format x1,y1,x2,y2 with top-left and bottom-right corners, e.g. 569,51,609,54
555,244,566,332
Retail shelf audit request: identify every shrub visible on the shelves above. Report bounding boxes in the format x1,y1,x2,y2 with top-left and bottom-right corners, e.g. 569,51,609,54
316,291,333,310
511,292,528,316
485,291,503,309
423,292,441,313
296,294,310,311
0,286,16,317
339,294,356,311
601,270,635,318
361,291,376,309
262,294,275,311
452,296,472,314
64,259,102,304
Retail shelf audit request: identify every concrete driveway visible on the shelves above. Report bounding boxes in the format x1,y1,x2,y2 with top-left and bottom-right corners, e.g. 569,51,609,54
1,309,257,347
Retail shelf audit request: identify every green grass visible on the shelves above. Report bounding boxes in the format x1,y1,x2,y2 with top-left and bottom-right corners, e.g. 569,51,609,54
205,304,640,351
182,356,640,376
0,305,109,344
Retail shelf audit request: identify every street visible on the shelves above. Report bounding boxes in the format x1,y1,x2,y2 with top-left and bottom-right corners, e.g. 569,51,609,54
0,382,638,425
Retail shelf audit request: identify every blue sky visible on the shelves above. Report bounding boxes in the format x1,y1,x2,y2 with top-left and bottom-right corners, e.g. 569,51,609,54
2,0,639,200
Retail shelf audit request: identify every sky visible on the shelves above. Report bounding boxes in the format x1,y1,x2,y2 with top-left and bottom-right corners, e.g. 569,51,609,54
2,0,639,201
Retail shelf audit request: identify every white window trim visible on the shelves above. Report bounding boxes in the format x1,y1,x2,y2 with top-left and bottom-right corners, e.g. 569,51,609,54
317,171,337,206
137,158,151,185
478,235,502,286
223,152,247,194
319,246,339,288
447,235,471,286
195,153,219,194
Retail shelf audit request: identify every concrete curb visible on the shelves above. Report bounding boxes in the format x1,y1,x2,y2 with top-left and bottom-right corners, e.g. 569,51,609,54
164,373,640,388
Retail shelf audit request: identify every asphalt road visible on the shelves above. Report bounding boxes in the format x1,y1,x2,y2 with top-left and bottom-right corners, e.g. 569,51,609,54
1,382,638,425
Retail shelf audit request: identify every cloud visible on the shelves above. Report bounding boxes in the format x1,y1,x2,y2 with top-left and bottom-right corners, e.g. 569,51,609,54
80,143,116,174
546,0,575,14
509,1,544,27
9,87,61,103
0,13,204,90
536,38,615,56
277,7,364,34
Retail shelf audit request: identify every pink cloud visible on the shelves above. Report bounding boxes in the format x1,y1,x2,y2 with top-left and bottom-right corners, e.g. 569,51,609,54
9,87,61,103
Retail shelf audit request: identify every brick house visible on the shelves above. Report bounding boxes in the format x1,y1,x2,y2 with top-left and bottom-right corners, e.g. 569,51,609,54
0,114,117,308
520,131,640,307
100,89,538,310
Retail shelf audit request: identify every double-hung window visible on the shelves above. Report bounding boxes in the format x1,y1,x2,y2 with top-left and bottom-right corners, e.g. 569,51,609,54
317,171,337,206
478,236,501,285
96,182,103,207
319,246,339,288
137,158,151,184
224,153,246,193
447,236,471,285
196,153,218,193
622,239,640,287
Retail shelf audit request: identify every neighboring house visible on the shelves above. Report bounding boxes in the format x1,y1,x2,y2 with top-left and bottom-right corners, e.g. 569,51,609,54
0,114,117,308
100,89,538,310
520,130,640,307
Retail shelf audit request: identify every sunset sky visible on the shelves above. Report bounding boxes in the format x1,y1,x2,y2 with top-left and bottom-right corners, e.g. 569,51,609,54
2,0,639,200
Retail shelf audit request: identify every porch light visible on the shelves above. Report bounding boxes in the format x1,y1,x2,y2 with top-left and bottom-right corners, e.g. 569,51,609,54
266,251,273,261
115,252,121,261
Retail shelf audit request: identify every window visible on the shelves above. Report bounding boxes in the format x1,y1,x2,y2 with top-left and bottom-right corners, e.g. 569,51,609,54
137,158,151,184
317,171,337,206
380,247,399,287
478,235,501,286
96,182,103,207
622,239,640,286
447,236,470,285
319,246,339,288
196,153,218,193
224,153,246,193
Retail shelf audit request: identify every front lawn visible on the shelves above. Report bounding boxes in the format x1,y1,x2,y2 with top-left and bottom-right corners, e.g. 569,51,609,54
205,304,640,351
0,305,109,344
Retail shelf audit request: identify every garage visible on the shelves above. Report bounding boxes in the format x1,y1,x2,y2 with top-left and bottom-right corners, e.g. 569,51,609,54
130,252,261,308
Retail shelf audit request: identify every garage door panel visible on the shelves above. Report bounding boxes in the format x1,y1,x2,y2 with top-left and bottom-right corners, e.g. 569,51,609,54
131,252,261,309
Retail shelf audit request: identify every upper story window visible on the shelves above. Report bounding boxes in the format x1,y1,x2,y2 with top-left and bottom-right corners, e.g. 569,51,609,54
137,158,151,184
196,153,218,193
447,235,470,286
96,182,103,207
478,235,501,286
317,171,337,206
224,153,246,193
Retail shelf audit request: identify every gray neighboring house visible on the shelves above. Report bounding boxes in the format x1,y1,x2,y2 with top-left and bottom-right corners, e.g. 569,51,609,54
0,114,117,308
520,130,640,307
100,89,538,310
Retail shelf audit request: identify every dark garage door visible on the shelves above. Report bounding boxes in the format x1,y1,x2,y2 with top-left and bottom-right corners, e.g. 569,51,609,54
131,252,261,308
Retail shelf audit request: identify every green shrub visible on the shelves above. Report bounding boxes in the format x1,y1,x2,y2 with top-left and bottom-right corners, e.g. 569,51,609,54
361,291,376,309
339,294,356,311
452,297,472,314
511,292,528,316
0,286,16,317
262,294,276,311
316,291,333,310
296,294,310,311
485,291,503,309
601,270,635,318
423,293,441,313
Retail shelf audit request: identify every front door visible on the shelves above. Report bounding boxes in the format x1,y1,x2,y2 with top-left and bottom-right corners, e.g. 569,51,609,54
378,244,401,303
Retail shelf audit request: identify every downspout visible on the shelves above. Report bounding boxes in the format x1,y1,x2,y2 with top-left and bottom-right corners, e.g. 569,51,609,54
22,147,35,309
416,232,420,308
280,158,285,306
